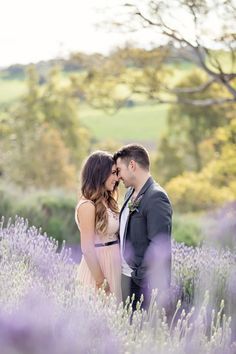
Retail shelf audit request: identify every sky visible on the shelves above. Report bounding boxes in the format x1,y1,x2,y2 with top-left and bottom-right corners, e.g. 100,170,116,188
0,0,153,68
0,0,228,69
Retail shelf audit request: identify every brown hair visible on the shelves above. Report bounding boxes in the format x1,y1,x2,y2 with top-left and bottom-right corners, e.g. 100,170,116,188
80,151,119,234
113,144,150,170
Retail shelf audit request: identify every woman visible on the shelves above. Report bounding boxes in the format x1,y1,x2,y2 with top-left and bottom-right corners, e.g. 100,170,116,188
75,151,121,301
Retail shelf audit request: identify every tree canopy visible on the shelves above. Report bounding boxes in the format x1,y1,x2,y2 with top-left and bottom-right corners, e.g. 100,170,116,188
0,66,90,189
106,0,236,106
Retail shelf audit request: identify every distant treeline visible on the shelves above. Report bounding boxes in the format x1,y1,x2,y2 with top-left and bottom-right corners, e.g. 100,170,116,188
0,43,196,79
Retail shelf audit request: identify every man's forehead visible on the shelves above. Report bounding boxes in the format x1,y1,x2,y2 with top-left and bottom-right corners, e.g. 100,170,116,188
116,157,125,166
116,157,130,168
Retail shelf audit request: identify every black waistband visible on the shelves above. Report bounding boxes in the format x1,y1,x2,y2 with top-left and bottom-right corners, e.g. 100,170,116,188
95,240,119,248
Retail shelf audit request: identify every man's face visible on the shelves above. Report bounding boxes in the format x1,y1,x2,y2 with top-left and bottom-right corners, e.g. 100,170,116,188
116,157,134,188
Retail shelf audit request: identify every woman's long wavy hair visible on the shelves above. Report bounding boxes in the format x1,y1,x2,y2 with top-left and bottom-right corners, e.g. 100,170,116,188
80,151,119,235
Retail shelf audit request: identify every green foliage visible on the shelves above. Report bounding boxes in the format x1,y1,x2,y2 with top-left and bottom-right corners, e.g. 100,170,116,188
1,55,235,216
166,118,236,212
2,123,78,189
92,139,121,155
152,134,185,184
155,68,231,184
0,181,203,247
0,77,26,105
0,184,15,220
0,65,25,79
0,183,79,244
69,45,172,113
1,65,91,188
39,66,90,164
172,213,203,246
166,173,232,212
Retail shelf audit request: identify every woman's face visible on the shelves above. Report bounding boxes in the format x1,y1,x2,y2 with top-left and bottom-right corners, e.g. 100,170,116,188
105,164,118,192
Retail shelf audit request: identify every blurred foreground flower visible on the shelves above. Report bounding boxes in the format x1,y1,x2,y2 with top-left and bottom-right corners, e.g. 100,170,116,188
0,216,235,353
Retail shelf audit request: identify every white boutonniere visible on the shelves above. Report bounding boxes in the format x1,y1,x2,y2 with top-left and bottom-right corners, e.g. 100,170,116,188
128,195,143,214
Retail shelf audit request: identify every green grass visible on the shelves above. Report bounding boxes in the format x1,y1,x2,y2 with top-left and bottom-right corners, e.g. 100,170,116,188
0,72,168,147
0,78,26,105
0,67,169,147
79,103,168,144
206,50,236,73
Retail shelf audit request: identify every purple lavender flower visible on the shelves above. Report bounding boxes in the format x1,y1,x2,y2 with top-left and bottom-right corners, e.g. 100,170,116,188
0,216,236,353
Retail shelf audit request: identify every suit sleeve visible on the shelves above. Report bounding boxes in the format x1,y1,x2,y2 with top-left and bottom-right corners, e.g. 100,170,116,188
146,192,172,241
132,191,172,289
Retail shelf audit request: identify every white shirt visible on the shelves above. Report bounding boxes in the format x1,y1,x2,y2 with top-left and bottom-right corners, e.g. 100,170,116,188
120,200,133,277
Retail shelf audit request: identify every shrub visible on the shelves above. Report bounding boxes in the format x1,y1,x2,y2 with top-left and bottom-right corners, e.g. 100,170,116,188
0,184,79,245
172,213,203,246
166,171,234,212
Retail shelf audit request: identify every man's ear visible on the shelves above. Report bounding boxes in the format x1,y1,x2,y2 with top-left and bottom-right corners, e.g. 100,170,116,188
129,159,136,171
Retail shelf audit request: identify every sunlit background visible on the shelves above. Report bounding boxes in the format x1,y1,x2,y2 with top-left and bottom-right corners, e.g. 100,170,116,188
0,1,236,352
0,0,161,67
0,0,235,248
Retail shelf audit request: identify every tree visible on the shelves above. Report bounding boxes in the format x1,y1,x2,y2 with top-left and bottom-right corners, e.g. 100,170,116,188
3,124,77,189
70,45,171,113
165,117,236,211
39,66,90,165
111,0,236,106
1,66,90,188
154,68,231,183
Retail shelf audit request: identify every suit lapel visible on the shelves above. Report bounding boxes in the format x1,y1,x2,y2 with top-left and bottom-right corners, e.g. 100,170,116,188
136,176,154,199
121,177,155,247
119,187,134,220
120,176,154,217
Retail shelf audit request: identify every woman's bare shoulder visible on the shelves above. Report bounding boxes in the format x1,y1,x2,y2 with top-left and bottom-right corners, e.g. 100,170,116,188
76,199,95,227
77,198,95,207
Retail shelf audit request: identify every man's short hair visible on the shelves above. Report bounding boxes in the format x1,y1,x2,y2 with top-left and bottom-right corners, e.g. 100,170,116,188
113,144,150,170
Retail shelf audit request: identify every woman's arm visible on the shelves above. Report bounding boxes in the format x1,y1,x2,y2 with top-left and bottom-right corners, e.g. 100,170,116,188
77,202,110,292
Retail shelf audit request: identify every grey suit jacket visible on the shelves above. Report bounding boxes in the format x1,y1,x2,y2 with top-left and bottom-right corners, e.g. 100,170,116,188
119,176,172,288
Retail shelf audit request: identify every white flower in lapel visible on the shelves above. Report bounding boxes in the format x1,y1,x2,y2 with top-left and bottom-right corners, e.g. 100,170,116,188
128,195,143,214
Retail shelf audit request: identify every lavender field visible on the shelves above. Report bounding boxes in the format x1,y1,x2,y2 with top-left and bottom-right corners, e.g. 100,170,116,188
0,215,236,354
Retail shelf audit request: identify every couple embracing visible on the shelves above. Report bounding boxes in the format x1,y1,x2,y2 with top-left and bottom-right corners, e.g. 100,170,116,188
75,144,172,310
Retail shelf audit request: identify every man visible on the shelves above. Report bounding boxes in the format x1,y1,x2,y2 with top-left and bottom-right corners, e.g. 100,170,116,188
114,144,172,310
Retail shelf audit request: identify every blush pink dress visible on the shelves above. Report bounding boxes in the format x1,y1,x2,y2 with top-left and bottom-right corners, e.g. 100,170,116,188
75,199,122,302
